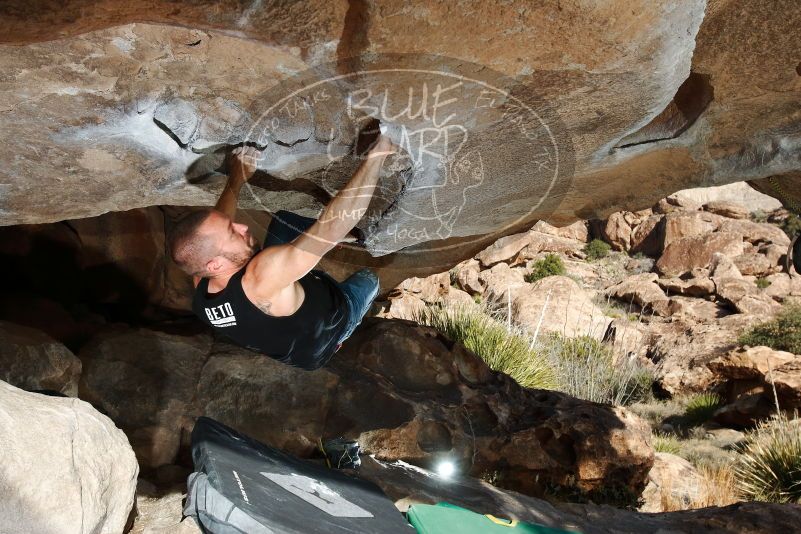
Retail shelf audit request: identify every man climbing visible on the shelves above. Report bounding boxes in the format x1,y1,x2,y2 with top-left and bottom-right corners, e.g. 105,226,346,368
169,135,395,370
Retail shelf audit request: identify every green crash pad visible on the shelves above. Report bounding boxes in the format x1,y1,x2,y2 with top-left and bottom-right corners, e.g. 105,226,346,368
407,503,579,534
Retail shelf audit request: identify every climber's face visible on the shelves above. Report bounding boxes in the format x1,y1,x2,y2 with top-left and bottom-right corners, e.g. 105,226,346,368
200,210,259,275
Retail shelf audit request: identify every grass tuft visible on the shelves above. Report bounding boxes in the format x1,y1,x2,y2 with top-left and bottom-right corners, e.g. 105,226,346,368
537,333,654,406
412,304,556,389
653,433,682,455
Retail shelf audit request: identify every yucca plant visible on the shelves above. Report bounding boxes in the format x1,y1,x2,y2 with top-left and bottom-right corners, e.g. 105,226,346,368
683,393,723,427
653,433,682,455
733,413,801,503
413,304,557,389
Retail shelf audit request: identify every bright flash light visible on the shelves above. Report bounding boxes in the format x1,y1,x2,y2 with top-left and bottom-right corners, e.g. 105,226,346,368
436,460,456,479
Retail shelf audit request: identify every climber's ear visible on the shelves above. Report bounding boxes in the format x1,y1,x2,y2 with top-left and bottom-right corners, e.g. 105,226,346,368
206,256,224,275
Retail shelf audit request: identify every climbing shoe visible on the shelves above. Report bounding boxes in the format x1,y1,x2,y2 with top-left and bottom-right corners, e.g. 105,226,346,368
318,437,361,470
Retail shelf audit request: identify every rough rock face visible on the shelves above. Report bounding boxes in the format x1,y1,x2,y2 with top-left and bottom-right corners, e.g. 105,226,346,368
709,346,801,427
650,314,764,396
0,320,82,396
198,319,654,496
0,0,799,272
72,318,654,497
513,276,611,340
0,380,138,534
638,452,704,513
78,327,213,469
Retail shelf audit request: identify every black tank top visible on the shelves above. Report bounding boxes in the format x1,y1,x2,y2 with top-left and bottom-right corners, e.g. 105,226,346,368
192,264,350,370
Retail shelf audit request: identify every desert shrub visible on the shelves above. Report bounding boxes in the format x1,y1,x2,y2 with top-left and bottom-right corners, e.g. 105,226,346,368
657,462,739,511
525,254,565,283
756,277,771,289
413,304,556,389
537,333,654,406
448,267,459,287
739,303,801,354
733,413,801,503
584,239,612,261
596,294,641,321
694,464,740,508
751,209,768,223
781,213,801,239
653,433,682,455
683,393,723,427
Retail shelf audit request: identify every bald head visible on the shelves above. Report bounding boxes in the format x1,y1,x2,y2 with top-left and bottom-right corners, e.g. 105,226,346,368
168,208,217,277
169,209,259,278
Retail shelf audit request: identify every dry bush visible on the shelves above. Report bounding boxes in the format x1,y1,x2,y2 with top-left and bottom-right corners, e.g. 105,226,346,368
655,463,740,512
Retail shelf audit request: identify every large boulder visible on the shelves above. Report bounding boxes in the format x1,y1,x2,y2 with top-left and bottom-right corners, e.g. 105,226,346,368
597,212,632,251
194,318,654,497
0,321,82,396
656,231,744,277
605,273,670,316
673,182,782,213
773,359,801,408
638,452,705,513
78,327,213,469
713,277,781,316
532,220,589,242
717,219,791,247
0,0,799,280
478,262,528,299
657,276,715,298
452,258,483,295
475,231,536,268
515,232,586,262
629,213,664,256
708,346,801,427
762,273,801,303
393,272,451,303
661,211,724,250
0,380,138,533
708,346,796,382
512,276,612,339
651,314,764,396
702,200,749,219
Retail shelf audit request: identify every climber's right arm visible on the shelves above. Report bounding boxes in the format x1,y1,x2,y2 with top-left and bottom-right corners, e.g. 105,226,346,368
246,136,394,293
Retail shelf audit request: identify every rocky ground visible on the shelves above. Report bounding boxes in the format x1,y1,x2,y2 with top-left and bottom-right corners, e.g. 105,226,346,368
376,185,801,513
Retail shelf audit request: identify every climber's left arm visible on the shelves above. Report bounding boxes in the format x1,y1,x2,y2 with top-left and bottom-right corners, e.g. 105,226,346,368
214,146,260,220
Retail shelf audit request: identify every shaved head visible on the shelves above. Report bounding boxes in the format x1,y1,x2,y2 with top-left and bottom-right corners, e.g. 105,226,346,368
168,209,217,277
168,208,259,278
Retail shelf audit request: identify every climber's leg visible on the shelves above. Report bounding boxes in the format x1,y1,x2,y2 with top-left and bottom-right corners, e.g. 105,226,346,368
334,268,380,344
263,210,363,248
263,210,316,247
